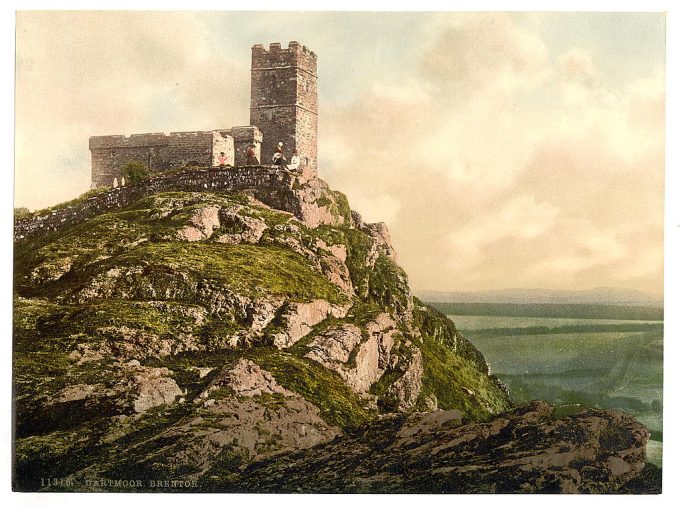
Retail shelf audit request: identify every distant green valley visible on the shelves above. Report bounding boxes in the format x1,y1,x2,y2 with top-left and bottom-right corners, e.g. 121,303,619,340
429,302,664,467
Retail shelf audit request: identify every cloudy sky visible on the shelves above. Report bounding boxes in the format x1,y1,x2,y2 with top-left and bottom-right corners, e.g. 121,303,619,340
15,11,665,295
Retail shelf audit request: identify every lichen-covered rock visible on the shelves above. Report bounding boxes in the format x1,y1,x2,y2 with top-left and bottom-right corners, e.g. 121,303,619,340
97,359,342,481
246,296,286,334
270,300,351,348
50,362,183,415
56,383,100,403
214,211,268,245
319,253,354,297
386,344,423,411
176,206,221,241
121,394,340,481
305,324,363,366
291,178,347,228
363,221,397,261
29,256,73,284
303,313,418,404
199,359,293,399
236,401,651,494
130,364,184,413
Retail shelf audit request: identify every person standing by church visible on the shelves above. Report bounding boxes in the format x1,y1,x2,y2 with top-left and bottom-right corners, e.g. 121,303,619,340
287,148,301,172
272,142,287,166
246,144,259,165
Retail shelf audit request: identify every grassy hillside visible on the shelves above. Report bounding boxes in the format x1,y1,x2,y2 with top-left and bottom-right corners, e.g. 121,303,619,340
13,189,513,491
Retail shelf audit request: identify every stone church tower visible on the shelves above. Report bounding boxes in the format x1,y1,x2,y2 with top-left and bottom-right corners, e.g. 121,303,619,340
250,41,318,176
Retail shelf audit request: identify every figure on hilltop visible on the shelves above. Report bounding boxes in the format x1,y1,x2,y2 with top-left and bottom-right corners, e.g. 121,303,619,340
246,144,260,165
272,142,287,167
288,148,301,173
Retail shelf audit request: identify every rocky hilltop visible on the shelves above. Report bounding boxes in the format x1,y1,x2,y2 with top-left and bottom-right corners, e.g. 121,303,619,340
12,169,658,493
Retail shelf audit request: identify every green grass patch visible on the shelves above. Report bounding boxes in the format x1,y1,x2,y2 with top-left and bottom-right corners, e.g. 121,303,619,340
247,348,374,429
104,242,347,304
33,299,207,339
418,333,512,420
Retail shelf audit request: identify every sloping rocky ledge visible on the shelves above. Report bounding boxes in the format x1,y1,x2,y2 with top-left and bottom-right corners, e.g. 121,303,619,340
14,166,341,241
234,401,652,494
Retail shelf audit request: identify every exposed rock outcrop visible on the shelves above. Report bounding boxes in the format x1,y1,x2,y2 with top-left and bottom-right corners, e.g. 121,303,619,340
50,361,183,415
199,359,293,399
237,401,650,494
302,313,422,410
105,359,341,481
214,212,268,245
363,221,397,261
386,345,423,411
176,205,221,241
305,314,398,395
269,300,351,348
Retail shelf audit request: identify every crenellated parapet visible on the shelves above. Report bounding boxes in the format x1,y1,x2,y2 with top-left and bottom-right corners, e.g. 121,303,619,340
250,41,317,74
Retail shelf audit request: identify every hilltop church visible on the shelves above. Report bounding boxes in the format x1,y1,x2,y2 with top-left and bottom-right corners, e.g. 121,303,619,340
89,41,318,187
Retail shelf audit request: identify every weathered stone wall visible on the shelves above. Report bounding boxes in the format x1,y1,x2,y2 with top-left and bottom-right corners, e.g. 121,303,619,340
250,42,318,175
15,167,298,242
88,42,319,187
89,131,234,188
212,133,234,167
220,126,262,165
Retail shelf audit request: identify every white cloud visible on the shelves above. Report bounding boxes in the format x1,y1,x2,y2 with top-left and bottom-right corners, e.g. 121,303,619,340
322,13,663,294
344,191,402,225
448,195,560,270
526,222,627,277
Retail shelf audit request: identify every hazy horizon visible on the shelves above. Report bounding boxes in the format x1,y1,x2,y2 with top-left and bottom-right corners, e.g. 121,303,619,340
413,285,663,297
413,285,664,305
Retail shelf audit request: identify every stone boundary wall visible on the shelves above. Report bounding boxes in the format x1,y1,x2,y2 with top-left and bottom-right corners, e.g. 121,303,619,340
15,166,299,242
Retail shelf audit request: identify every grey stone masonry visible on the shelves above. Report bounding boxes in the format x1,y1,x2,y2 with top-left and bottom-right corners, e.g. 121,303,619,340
250,42,318,176
219,126,263,165
90,131,234,188
88,42,319,188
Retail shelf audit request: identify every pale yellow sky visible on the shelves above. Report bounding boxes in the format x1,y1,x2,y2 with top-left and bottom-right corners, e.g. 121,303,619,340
14,11,665,295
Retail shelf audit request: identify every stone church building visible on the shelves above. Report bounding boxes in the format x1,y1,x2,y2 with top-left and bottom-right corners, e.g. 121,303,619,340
89,41,318,187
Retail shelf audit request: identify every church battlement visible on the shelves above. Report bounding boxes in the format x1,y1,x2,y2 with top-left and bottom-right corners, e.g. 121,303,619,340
90,41,318,188
251,41,316,56
251,41,317,73
90,130,227,149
